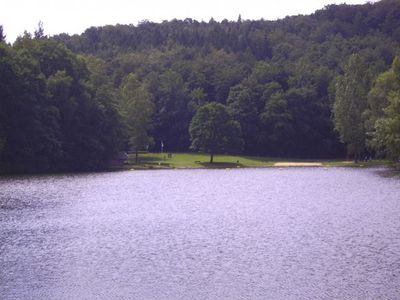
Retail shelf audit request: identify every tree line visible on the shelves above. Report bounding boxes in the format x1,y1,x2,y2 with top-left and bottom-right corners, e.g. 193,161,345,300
334,54,400,162
0,29,124,172
1,0,400,172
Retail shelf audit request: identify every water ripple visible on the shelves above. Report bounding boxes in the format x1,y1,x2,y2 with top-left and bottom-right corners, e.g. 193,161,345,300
1,167,399,299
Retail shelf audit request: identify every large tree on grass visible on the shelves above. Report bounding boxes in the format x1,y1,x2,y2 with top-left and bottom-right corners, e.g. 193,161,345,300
333,54,371,162
120,73,154,162
189,102,243,163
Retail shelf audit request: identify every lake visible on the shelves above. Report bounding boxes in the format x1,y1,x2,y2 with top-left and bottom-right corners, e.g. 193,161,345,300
1,167,399,299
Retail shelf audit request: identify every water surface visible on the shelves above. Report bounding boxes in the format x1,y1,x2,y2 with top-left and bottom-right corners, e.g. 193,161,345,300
1,167,399,299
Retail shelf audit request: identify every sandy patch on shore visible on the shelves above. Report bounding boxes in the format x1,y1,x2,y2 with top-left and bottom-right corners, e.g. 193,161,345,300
274,162,323,167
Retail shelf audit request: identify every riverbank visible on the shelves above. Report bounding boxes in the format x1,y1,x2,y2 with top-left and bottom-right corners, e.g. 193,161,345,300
120,152,389,170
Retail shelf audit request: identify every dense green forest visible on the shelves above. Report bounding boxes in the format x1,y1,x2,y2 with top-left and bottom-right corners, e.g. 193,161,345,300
1,0,400,173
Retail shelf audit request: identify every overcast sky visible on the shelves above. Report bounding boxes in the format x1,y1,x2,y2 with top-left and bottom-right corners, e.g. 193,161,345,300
1,0,374,42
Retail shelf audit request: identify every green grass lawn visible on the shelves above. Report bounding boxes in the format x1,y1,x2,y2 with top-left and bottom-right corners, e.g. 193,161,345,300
123,152,390,170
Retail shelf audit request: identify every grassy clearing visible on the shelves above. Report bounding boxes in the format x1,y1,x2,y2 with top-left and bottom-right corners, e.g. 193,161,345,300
123,152,390,170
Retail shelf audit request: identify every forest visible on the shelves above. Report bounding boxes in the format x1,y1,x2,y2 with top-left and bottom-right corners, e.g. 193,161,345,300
0,0,400,173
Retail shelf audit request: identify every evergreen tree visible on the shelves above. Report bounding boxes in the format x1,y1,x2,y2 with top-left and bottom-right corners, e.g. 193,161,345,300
0,25,5,42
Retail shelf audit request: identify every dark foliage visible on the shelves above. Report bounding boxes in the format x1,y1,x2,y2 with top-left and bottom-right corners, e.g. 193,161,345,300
1,0,400,173
52,0,399,158
0,37,123,173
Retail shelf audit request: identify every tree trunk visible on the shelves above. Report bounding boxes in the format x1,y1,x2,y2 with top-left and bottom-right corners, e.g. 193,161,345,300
210,152,214,164
135,151,138,164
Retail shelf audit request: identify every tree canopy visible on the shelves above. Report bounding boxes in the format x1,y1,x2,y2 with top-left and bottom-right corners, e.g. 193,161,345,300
189,102,243,163
333,54,371,160
0,36,123,173
52,0,400,159
120,73,154,161
369,57,400,160
1,0,400,172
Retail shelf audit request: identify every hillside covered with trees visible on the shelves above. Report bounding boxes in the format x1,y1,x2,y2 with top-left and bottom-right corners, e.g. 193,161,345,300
1,0,400,173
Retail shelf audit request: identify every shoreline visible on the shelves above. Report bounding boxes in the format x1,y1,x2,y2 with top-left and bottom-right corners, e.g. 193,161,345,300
0,154,394,176
121,153,391,170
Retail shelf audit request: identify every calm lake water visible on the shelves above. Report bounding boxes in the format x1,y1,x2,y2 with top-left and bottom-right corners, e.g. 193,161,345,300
1,167,400,299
